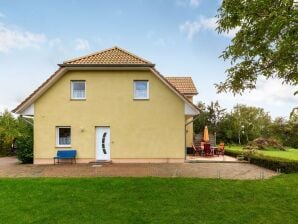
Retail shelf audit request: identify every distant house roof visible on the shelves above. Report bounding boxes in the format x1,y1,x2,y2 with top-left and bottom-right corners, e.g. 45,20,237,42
165,77,198,95
61,46,154,67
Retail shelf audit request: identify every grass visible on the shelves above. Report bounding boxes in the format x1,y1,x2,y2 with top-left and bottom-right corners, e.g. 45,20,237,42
226,145,298,161
0,176,298,224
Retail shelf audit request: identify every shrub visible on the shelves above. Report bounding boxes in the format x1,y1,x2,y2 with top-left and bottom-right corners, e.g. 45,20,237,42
248,155,298,174
226,149,298,173
15,131,33,164
224,149,242,157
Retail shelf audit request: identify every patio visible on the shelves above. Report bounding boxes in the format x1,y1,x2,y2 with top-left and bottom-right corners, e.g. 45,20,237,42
186,154,239,162
0,157,278,179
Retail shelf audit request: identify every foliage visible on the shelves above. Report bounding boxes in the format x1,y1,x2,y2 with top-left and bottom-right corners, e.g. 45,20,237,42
0,110,33,162
269,116,298,148
216,0,298,94
248,154,298,173
15,118,33,163
0,176,298,223
194,102,297,148
0,110,20,150
193,101,226,141
225,146,298,173
226,145,298,161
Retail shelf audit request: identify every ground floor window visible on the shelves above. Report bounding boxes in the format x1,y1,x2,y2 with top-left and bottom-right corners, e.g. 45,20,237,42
56,127,71,147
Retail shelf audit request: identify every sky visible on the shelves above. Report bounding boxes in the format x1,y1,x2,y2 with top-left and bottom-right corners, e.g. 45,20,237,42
0,0,297,118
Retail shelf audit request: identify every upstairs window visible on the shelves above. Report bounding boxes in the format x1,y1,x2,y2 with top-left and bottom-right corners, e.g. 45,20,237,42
71,81,86,99
56,127,71,147
134,81,149,100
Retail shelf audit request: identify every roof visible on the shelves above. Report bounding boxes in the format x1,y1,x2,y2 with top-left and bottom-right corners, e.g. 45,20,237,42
165,77,198,95
12,47,200,114
61,46,154,67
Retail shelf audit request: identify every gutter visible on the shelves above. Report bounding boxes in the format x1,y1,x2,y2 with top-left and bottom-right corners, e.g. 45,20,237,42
59,63,155,68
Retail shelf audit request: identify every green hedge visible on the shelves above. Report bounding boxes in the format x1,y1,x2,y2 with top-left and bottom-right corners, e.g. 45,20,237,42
224,149,242,158
15,134,33,164
248,155,298,174
225,149,298,173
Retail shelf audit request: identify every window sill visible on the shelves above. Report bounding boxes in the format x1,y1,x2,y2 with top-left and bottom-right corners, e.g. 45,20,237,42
133,98,150,101
70,98,86,101
56,145,72,148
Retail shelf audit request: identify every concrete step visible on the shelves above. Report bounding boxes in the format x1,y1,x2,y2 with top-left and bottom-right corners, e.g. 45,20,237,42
89,160,112,165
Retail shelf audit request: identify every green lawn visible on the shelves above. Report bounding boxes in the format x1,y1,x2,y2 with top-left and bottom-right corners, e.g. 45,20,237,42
0,176,298,223
226,145,298,161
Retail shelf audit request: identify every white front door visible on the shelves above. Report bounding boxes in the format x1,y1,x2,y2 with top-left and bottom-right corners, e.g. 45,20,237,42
96,127,110,161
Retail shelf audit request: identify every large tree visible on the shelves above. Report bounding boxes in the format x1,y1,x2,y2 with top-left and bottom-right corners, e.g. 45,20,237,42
216,0,298,94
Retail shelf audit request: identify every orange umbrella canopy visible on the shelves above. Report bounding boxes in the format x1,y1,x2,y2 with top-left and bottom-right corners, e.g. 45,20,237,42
203,126,209,142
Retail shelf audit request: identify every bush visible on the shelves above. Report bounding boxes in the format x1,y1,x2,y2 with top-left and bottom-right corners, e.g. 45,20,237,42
225,149,298,173
15,132,33,164
248,155,298,174
224,149,243,157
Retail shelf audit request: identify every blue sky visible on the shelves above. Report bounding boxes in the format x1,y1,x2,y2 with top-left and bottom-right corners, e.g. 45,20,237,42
0,0,297,118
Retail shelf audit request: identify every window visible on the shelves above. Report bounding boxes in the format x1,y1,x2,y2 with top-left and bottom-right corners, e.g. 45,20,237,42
56,127,71,147
71,81,86,99
134,81,149,99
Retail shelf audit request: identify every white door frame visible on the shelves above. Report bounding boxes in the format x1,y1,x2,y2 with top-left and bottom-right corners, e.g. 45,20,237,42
95,126,111,161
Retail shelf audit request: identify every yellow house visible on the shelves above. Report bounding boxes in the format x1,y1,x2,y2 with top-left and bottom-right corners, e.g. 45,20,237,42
13,47,199,164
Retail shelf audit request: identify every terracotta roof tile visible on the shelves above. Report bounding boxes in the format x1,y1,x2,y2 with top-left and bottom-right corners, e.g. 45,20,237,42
165,77,198,95
63,46,154,66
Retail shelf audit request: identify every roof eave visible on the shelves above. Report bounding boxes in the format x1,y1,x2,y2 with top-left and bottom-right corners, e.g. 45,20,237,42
183,92,199,96
59,63,155,68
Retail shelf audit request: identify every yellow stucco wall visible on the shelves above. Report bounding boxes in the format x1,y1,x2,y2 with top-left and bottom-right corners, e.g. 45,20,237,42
34,70,186,162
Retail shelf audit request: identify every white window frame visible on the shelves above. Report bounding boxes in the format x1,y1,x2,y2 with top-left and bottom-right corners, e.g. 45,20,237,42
71,81,86,100
56,126,71,147
134,80,149,100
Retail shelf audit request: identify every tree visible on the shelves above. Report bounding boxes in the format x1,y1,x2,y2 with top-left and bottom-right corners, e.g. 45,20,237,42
216,0,298,94
0,110,19,150
15,118,33,163
0,110,34,160
205,101,226,144
232,104,272,144
193,102,209,134
193,101,226,143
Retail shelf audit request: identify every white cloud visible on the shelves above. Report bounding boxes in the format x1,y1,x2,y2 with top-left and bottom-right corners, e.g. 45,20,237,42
176,0,201,7
0,23,47,53
75,38,90,51
49,38,62,47
180,16,239,40
217,78,298,117
190,0,201,7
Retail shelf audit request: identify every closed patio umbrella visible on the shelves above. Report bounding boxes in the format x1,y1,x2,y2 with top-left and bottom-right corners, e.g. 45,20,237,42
203,126,209,142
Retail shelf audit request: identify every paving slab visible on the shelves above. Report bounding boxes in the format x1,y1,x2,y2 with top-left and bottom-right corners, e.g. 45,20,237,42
0,157,278,179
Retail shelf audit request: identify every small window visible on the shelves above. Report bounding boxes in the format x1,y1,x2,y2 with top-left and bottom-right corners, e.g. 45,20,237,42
134,81,149,99
56,127,71,147
71,81,86,99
